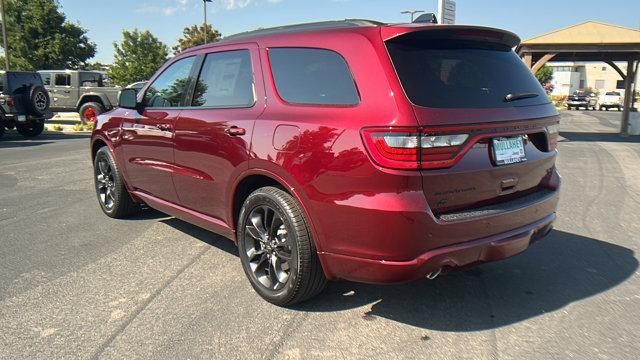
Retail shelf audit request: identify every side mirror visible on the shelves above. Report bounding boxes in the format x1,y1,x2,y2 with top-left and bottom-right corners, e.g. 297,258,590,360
118,88,138,109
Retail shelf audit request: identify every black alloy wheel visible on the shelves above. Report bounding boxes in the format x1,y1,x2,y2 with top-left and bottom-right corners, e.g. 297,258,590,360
93,146,140,218
238,187,326,306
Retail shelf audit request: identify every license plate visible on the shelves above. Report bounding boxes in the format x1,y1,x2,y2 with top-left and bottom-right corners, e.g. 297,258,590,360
17,115,27,122
492,136,526,166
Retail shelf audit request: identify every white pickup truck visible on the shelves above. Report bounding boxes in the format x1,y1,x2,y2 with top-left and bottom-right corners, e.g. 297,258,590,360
598,91,623,111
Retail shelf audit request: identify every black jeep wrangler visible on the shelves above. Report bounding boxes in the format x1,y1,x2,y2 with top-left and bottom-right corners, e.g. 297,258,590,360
0,71,52,139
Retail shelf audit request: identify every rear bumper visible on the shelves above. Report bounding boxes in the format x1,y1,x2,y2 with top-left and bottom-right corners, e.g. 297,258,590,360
1,113,50,125
319,213,555,283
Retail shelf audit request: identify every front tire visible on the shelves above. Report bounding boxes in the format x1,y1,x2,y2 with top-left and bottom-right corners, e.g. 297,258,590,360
93,146,140,218
238,187,326,306
16,123,44,138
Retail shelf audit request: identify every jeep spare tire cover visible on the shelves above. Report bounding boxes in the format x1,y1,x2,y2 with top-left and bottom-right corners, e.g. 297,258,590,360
28,85,50,117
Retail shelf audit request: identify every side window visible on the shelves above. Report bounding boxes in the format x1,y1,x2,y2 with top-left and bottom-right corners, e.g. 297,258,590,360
79,72,103,87
40,73,51,86
54,73,71,86
268,48,359,106
191,50,255,108
144,57,196,108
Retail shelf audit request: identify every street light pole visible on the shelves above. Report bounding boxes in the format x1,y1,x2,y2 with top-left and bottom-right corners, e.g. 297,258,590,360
401,10,425,23
203,0,213,44
0,0,9,71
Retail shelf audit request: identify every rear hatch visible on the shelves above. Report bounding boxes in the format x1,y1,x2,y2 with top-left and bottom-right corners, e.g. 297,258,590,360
384,26,559,217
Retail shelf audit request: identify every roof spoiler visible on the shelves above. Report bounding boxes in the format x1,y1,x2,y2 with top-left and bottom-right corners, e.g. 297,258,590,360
381,25,521,48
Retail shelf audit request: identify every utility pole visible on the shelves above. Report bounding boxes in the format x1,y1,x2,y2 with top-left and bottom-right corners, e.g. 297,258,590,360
203,0,213,44
401,10,425,23
0,0,9,71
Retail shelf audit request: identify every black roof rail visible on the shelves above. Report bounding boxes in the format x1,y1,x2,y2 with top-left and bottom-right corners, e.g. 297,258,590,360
222,19,386,41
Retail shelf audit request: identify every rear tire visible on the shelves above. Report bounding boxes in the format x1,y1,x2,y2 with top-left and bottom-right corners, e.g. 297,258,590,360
16,122,44,138
0,125,5,139
238,186,326,306
79,102,105,124
93,146,140,218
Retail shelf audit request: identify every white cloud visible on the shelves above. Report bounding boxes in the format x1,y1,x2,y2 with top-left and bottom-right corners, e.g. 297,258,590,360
135,0,191,16
222,0,252,9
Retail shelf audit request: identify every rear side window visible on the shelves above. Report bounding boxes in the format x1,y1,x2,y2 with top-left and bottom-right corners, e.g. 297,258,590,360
386,40,549,108
268,48,359,106
144,56,196,108
79,72,104,87
191,50,255,108
54,73,71,86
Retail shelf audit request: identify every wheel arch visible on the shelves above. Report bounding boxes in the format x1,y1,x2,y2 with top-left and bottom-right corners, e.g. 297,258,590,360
77,94,110,111
229,169,325,252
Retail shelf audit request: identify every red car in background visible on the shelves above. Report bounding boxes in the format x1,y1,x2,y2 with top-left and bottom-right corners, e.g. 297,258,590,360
90,20,560,306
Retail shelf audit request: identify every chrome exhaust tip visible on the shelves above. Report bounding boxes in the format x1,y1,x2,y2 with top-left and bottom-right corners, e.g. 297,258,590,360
426,267,442,280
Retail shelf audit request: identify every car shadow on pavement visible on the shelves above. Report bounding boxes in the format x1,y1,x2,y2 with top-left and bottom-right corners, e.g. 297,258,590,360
560,131,640,143
160,217,239,256
296,230,638,332
0,132,90,148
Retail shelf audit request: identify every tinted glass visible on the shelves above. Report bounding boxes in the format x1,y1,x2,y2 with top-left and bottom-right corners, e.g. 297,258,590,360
268,48,359,105
40,73,51,86
7,73,43,92
191,50,255,108
144,57,195,108
54,73,71,86
79,72,104,87
386,40,549,108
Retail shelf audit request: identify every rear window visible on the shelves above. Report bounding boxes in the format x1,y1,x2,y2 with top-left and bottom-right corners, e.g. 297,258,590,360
268,48,359,106
386,40,549,109
606,91,620,96
6,73,43,92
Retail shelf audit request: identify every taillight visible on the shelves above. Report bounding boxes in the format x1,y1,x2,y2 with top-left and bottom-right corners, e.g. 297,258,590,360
6,97,15,108
361,128,469,170
545,124,559,151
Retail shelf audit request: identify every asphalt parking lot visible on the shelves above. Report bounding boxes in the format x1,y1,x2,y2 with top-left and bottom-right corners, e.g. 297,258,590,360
1,110,639,359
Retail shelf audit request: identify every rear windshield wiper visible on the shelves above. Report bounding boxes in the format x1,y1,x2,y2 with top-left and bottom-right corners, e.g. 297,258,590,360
504,92,539,102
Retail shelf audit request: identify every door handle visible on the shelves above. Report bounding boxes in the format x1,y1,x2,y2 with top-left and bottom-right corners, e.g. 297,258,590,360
225,126,246,137
156,123,174,132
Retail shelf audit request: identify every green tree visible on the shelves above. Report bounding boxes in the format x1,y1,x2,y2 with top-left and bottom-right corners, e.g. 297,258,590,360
535,65,553,85
0,0,96,70
172,24,222,55
82,61,109,71
108,29,168,87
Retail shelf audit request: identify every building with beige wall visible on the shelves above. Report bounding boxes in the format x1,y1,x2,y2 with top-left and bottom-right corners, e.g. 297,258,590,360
547,61,639,96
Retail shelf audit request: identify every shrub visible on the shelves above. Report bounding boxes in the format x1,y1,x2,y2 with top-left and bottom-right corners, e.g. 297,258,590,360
52,124,64,131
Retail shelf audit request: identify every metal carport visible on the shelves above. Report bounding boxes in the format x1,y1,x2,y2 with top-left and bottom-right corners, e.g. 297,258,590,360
516,21,640,135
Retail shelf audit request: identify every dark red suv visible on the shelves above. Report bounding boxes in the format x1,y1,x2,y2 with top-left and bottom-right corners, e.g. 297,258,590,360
91,20,560,305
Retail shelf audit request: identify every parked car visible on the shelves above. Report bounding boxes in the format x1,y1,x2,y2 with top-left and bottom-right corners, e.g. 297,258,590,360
38,70,120,123
0,71,52,139
598,91,623,111
91,20,560,305
567,90,598,110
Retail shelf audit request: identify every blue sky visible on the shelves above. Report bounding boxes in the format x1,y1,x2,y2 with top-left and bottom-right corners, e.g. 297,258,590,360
58,0,640,63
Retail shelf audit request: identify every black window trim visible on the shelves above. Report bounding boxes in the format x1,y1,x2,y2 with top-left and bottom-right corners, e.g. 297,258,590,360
184,48,257,110
267,46,361,108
